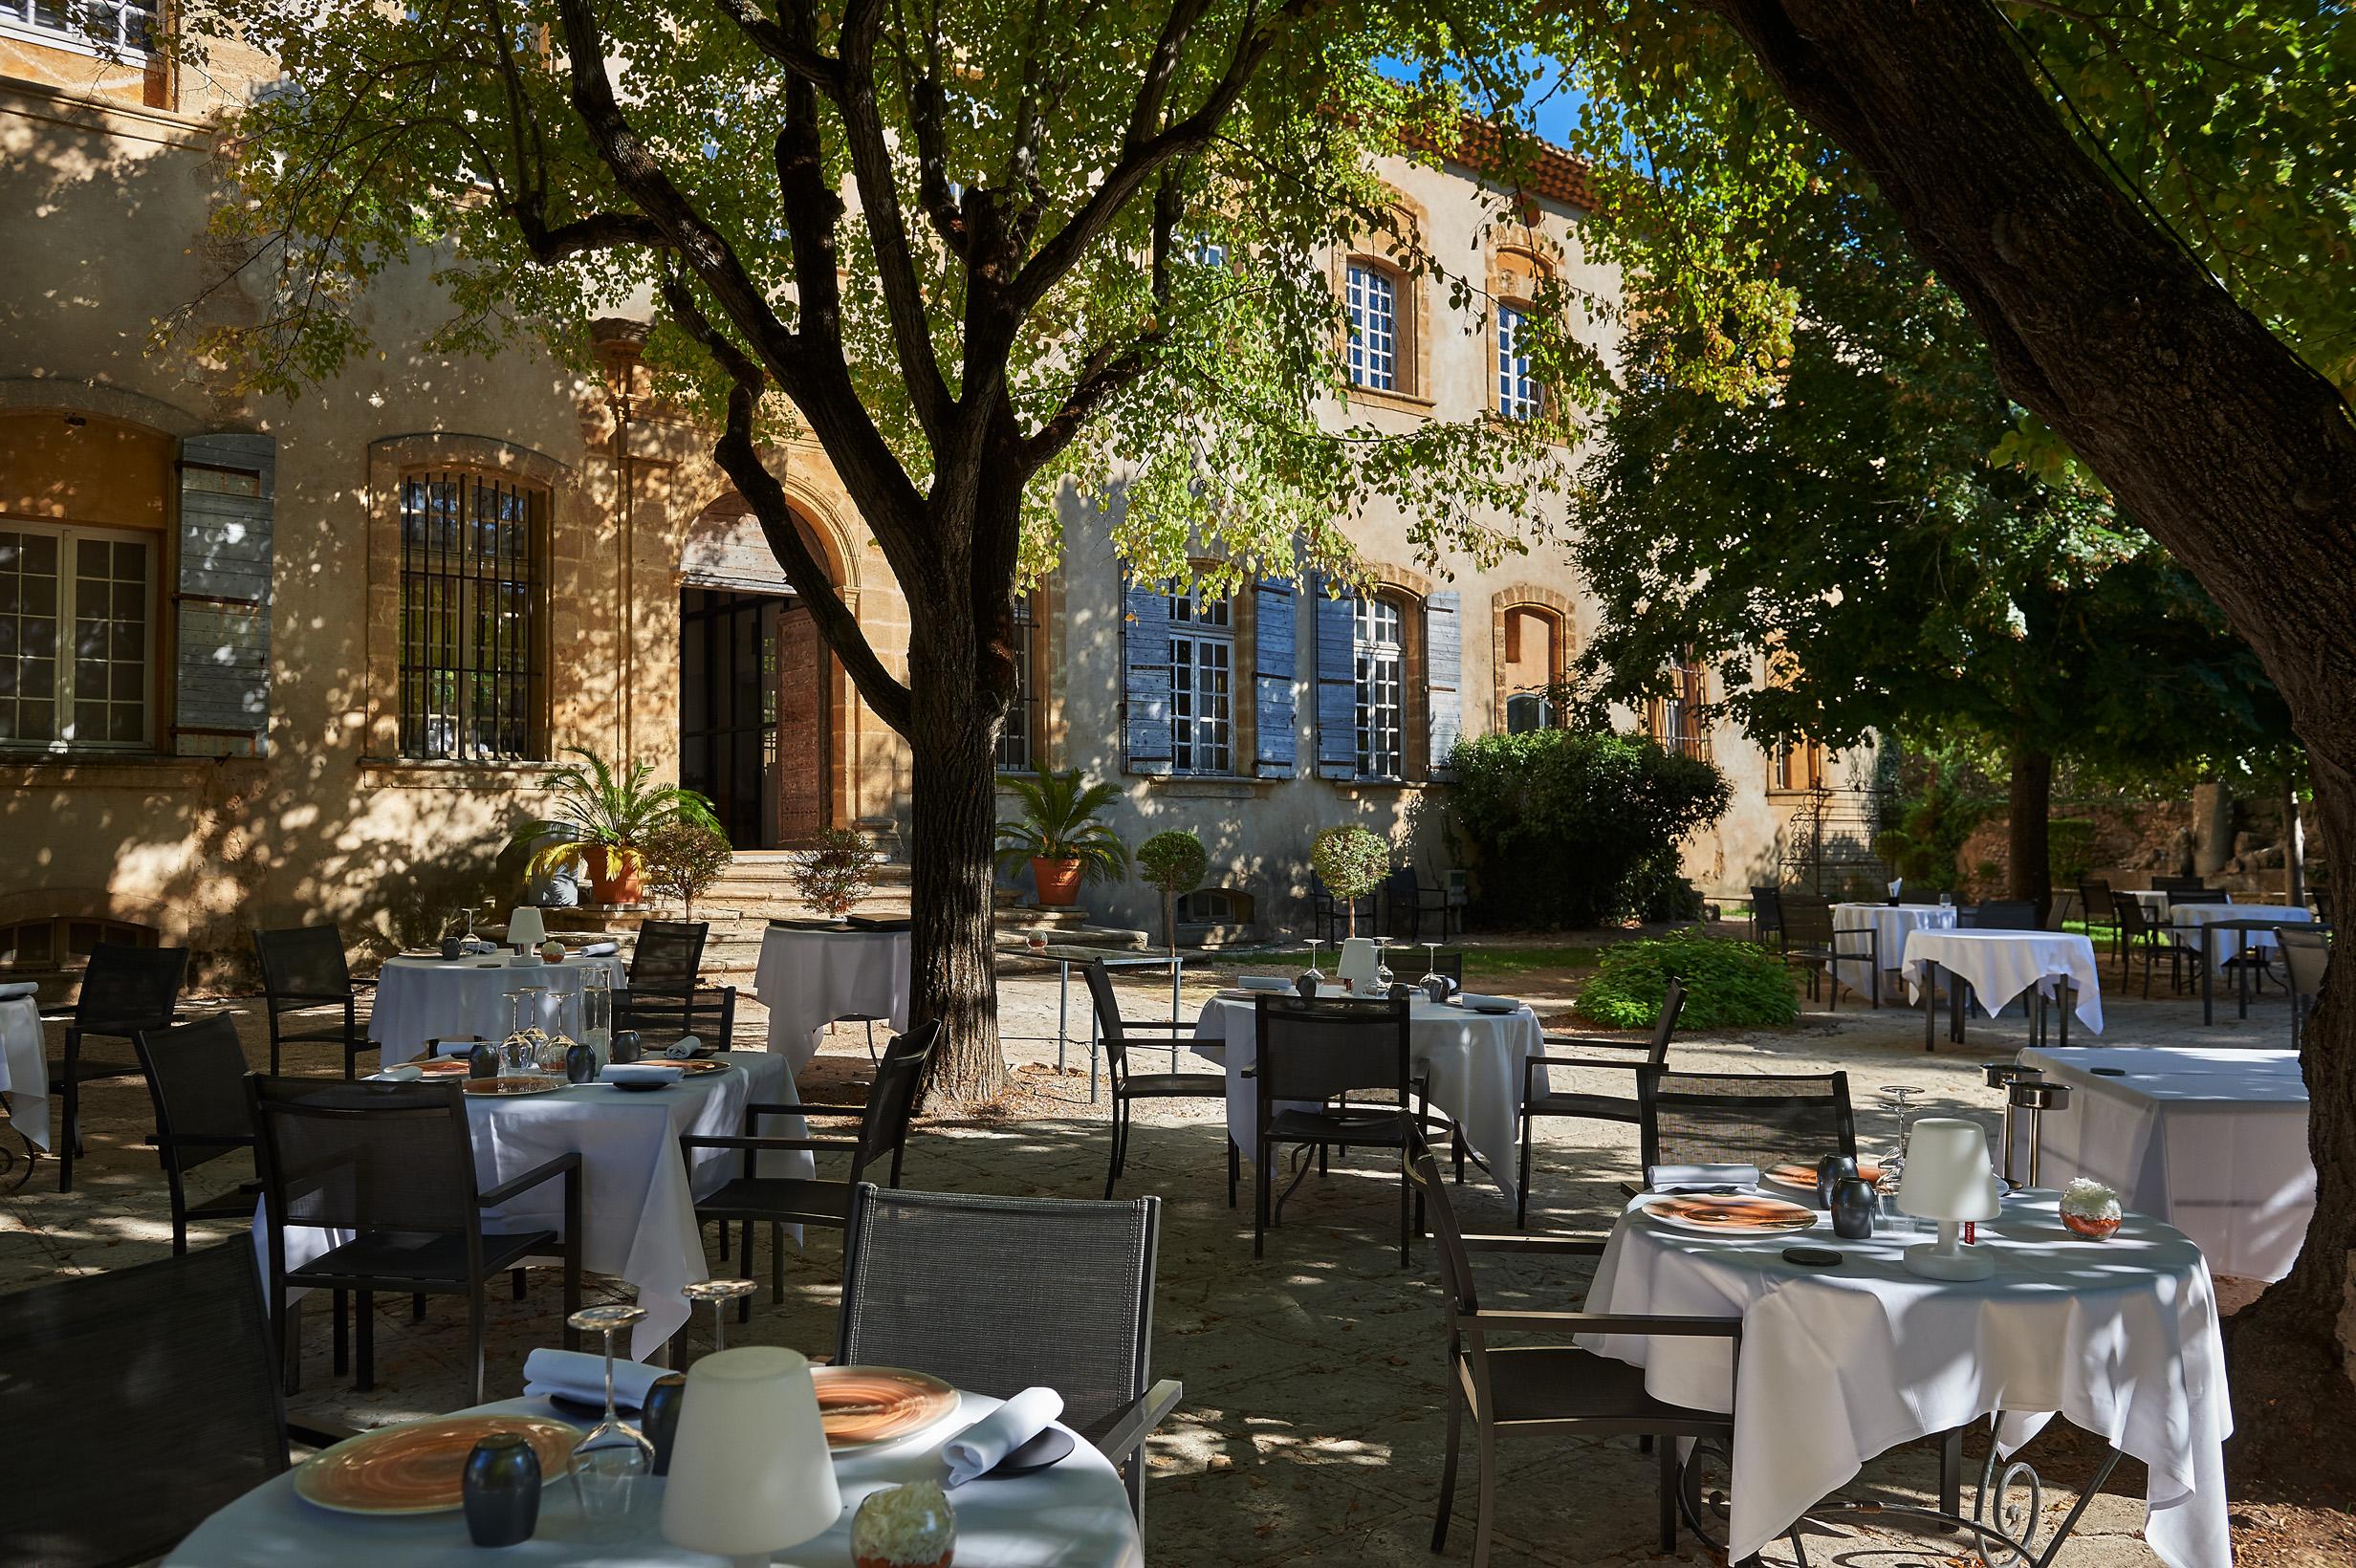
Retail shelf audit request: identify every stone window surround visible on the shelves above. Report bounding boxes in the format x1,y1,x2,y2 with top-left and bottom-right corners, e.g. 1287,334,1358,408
1489,582,1574,729
1342,557,1433,784
1331,190,1436,414
1136,560,1255,785
1485,237,1563,430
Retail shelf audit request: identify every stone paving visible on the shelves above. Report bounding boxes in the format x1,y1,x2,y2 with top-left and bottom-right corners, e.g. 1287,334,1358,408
0,946,2297,1567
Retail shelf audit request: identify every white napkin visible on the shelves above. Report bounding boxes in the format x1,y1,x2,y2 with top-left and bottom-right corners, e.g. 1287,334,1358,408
0,980,36,1001
522,1348,665,1411
576,940,619,957
1646,1163,1760,1190
665,1035,704,1059
1237,975,1291,991
1455,992,1519,1013
603,1062,685,1085
943,1386,1063,1487
369,1064,424,1082
431,1039,482,1057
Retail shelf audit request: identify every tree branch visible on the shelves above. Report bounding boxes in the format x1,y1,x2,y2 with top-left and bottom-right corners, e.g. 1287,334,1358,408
1019,172,1184,469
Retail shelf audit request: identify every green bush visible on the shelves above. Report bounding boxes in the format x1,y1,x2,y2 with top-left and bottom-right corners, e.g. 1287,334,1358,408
2047,817,2098,885
1439,730,1730,928
1575,929,1799,1031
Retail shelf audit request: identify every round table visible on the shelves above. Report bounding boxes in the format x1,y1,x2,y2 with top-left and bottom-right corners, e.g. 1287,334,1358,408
1829,903,1956,1000
371,955,629,1068
753,926,912,1069
1582,1194,2230,1568
164,1389,1144,1566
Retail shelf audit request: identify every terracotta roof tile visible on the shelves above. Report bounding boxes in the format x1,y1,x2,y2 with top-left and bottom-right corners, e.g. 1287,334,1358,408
1404,117,1599,213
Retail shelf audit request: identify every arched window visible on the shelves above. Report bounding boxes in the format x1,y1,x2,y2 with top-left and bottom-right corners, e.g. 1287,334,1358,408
397,468,549,760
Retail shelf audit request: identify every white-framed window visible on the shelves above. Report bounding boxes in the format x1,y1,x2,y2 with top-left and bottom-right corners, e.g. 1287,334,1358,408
2,0,159,54
1497,304,1540,420
997,594,1035,773
0,520,154,751
1353,595,1405,778
1345,263,1398,391
1167,586,1233,775
1505,691,1556,733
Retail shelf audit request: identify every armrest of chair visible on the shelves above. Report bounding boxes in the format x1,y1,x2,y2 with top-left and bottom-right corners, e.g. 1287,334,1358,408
1530,1053,1651,1073
477,1151,581,1209
748,1100,863,1121
1460,1232,1605,1257
1091,1377,1184,1465
1539,1033,1652,1053
1111,1018,1194,1033
142,1131,254,1149
681,1134,862,1155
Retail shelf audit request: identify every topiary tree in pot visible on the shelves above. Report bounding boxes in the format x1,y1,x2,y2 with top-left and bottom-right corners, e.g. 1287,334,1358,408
793,827,882,922
1311,824,1390,941
642,818,734,923
1136,830,1210,953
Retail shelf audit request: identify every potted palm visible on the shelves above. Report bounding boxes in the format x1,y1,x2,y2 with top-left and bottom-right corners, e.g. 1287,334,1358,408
511,747,724,907
996,769,1128,907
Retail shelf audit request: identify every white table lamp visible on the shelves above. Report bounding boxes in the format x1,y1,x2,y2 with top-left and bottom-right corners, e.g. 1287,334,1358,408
505,905,548,951
661,1346,840,1568
1897,1117,2002,1280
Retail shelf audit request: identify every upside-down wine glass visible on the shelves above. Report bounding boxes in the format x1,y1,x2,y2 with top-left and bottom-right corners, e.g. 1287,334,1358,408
1423,942,1442,981
567,1303,655,1539
1875,1084,1924,1230
1303,939,1325,989
680,1278,759,1361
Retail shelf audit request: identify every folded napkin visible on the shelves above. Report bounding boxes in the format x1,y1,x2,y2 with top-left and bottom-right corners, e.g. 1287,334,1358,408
664,1034,704,1059
369,1064,424,1082
944,1385,1063,1488
603,1063,684,1085
0,980,37,1001
1237,975,1291,992
523,1347,666,1412
1646,1163,1760,1191
575,940,619,957
430,1038,481,1057
1455,992,1520,1013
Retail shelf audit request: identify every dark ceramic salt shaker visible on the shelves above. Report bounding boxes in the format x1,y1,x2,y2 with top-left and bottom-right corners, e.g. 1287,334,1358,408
1814,1153,1858,1210
642,1372,688,1476
462,1431,541,1547
441,936,465,961
1830,1176,1879,1240
1295,974,1319,999
610,1029,643,1065
468,1038,501,1079
564,1040,598,1084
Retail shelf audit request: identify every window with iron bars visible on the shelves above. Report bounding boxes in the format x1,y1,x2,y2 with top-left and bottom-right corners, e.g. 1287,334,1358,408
996,595,1036,773
398,471,548,761
1167,587,1233,774
1354,595,1406,778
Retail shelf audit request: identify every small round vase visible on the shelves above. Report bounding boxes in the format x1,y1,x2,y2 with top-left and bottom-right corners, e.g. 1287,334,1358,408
2061,1210,2122,1241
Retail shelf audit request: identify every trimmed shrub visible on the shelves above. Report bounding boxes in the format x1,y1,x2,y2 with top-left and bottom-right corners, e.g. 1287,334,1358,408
1575,929,1799,1031
1439,730,1730,928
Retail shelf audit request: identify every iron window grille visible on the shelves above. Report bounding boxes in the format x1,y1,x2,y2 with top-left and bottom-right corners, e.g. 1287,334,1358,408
1167,587,1233,775
997,594,1036,773
398,470,547,761
1345,264,1398,391
1353,595,1406,779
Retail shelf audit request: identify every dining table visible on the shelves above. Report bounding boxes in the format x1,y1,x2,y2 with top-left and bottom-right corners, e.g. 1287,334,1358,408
371,953,630,1069
163,1386,1144,1566
1189,986,1545,1205
1829,902,1957,1002
2017,1043,2312,1280
753,924,912,1069
252,1053,809,1361
1581,1190,2231,1568
2167,903,2319,1025
0,984,47,1158
1901,928,2103,1049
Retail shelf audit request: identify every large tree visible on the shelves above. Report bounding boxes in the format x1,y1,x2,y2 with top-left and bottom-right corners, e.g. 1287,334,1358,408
1572,180,2294,917
175,0,1582,1102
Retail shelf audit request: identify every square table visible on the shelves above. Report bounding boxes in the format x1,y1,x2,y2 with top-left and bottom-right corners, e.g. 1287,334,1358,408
0,991,48,1157
1901,929,2103,1049
1830,903,1957,1002
2168,904,2319,1024
753,925,912,1069
372,953,630,1068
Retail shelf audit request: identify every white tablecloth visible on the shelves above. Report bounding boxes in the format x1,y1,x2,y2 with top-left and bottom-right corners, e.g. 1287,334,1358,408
0,994,49,1151
2170,903,2313,972
371,955,630,1068
1582,1194,2231,1568
2019,1044,2311,1280
1830,903,1956,997
164,1389,1143,1567
1190,989,1545,1205
1902,929,2104,1033
753,926,912,1069
255,1054,809,1361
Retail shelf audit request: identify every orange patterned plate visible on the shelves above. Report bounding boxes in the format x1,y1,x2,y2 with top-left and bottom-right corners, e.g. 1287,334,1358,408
462,1075,568,1098
673,1058,730,1076
294,1416,576,1514
1764,1161,1884,1191
811,1364,961,1450
1646,1193,1819,1235
412,1057,472,1077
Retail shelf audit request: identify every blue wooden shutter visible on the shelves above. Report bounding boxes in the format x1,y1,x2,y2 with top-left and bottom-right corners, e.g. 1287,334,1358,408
1122,577,1172,775
1425,589,1462,780
174,433,275,758
1313,577,1357,779
1253,576,1297,778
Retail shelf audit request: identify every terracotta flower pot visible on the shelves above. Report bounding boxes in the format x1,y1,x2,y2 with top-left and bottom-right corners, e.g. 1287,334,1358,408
1031,856,1085,907
587,849,644,907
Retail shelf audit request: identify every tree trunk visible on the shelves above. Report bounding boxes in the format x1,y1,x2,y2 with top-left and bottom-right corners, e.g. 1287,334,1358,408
2006,745,2052,924
1698,0,2356,1432
903,686,1008,1109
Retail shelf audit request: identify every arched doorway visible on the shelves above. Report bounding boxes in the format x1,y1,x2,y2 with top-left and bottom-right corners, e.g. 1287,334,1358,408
677,498,838,848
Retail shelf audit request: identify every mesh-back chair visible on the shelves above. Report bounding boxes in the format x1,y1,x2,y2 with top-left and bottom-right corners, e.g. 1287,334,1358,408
135,1015,261,1254
838,1183,1182,1527
1082,961,1233,1204
2079,879,2122,966
1251,993,1426,1265
2280,926,2329,1049
1309,872,1381,945
618,920,738,1043
2117,896,2194,997
2153,875,2208,898
50,941,187,1191
2169,887,2232,907
1385,863,1453,942
0,1241,350,1568
1748,885,1784,949
1516,979,1686,1228
1639,1068,1857,1175
252,925,372,1078
1777,892,1877,1008
1964,900,2039,931
250,1076,580,1405
683,1021,939,1323
1408,1139,1736,1568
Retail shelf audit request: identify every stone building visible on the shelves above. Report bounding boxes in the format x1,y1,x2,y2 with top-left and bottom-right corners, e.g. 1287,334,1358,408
0,15,1831,981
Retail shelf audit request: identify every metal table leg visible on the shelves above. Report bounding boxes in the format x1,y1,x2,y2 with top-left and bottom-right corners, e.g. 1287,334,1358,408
1924,961,1940,1052
2201,942,2215,1026
1056,959,1071,1074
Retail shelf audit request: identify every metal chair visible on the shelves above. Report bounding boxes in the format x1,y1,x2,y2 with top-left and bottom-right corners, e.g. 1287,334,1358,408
134,1015,261,1254
1410,1139,1738,1568
1778,892,1877,1008
1385,863,1455,942
2078,879,2122,966
2280,926,2329,1048
1309,871,1380,945
1081,961,1233,1204
1639,1068,1857,1173
48,941,187,1191
838,1183,1182,1529
1748,885,1784,949
252,925,373,1078
2117,896,2194,996
1963,900,2039,930
617,919,738,1043
2152,875,2209,899
1249,993,1427,1266
682,1021,938,1321
0,1242,352,1568
249,1076,581,1405
1516,978,1686,1228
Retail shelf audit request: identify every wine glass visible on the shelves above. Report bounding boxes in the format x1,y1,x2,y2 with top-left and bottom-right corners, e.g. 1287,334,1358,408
1303,939,1325,990
1875,1085,1922,1229
1376,951,1395,989
680,1277,759,1361
567,1303,654,1540
1422,942,1442,981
